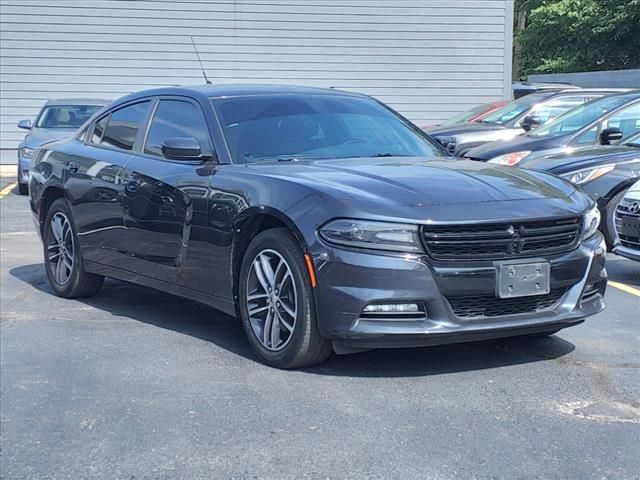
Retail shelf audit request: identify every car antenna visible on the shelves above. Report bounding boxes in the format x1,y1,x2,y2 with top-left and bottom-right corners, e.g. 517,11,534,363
191,36,212,85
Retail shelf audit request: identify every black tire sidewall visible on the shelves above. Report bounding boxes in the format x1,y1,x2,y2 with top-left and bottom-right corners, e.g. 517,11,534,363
43,199,85,297
238,229,319,367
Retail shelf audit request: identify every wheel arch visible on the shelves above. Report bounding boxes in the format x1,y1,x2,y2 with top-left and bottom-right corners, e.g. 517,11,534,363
231,207,313,315
38,186,69,235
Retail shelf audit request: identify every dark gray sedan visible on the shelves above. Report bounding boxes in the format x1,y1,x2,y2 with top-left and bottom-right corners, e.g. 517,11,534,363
16,99,107,194
28,85,606,368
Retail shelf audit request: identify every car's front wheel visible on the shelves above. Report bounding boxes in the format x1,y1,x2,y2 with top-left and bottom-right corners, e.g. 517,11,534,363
238,228,331,368
43,198,104,298
17,182,28,195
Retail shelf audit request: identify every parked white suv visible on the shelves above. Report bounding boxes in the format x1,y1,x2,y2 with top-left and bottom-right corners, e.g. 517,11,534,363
614,179,640,261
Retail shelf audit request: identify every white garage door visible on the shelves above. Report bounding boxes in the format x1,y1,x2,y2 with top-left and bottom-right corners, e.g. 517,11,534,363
0,0,513,150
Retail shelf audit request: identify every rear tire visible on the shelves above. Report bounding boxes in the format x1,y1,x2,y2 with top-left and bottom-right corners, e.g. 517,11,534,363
602,188,628,249
238,228,331,368
18,182,28,195
43,198,104,298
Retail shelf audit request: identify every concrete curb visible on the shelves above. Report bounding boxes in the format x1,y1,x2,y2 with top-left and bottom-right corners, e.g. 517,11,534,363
0,165,17,177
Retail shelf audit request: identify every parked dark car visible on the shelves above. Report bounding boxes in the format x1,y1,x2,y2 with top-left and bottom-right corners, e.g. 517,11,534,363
470,91,640,164
517,131,640,246
29,85,606,368
425,89,623,156
613,179,640,262
16,99,108,194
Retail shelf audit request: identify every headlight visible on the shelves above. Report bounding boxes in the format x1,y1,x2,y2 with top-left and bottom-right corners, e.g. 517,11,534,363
560,164,615,185
581,205,601,240
487,151,531,166
20,147,34,158
319,219,422,252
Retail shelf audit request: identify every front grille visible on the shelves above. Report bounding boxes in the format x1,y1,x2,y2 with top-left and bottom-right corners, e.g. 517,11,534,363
615,199,640,249
447,288,567,319
422,217,581,261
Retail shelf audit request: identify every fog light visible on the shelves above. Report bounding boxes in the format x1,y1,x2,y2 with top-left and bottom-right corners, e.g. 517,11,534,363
363,303,420,313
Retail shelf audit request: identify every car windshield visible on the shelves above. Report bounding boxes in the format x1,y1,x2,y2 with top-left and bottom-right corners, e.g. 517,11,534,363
36,104,103,129
480,93,550,125
440,102,497,126
212,94,446,163
530,95,635,138
624,131,640,148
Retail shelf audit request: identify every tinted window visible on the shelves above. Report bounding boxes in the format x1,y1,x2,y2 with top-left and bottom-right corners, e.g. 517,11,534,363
36,105,103,129
605,102,640,138
144,100,211,157
101,102,150,151
212,94,445,163
531,95,637,138
529,95,600,124
90,115,109,144
480,93,551,125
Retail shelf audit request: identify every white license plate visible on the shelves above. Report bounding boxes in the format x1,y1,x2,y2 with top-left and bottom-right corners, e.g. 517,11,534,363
496,261,550,299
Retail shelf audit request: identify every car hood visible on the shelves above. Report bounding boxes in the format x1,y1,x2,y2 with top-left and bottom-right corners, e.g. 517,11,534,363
465,133,571,161
424,122,504,137
520,145,640,173
22,128,77,148
247,157,586,216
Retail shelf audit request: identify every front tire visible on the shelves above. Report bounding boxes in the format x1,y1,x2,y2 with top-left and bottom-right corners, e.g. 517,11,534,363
18,182,28,195
238,228,331,368
43,198,104,298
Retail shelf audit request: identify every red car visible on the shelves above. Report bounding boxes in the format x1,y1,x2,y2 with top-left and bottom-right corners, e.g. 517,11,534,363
423,101,507,130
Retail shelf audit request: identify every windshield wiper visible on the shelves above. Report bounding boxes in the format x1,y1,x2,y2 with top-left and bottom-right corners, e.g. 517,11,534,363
252,156,315,163
371,153,412,158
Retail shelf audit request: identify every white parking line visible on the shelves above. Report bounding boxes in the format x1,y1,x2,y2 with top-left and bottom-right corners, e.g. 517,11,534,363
608,281,640,297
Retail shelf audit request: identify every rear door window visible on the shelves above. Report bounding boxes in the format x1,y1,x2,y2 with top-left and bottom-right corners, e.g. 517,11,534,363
100,101,150,151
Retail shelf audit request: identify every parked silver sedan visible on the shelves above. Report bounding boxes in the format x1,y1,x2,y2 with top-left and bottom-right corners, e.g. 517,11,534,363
16,99,107,194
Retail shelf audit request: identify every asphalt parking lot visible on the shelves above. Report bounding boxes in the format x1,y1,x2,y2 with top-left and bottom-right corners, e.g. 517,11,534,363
1,175,639,479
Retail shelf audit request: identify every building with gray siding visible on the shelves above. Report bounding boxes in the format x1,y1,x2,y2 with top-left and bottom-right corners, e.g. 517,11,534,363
0,0,514,150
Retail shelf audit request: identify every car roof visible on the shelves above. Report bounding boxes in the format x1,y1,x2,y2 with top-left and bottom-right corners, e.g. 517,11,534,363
549,88,632,96
110,84,369,107
45,98,110,106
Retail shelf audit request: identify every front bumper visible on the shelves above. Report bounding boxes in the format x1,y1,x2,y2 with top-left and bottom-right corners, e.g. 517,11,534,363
313,233,607,351
18,153,31,184
613,244,640,262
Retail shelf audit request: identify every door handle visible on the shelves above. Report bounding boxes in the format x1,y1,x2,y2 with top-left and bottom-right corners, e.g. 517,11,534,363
67,161,79,174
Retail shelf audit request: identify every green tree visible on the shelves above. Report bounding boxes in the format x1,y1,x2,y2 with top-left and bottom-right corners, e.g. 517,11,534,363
515,0,640,78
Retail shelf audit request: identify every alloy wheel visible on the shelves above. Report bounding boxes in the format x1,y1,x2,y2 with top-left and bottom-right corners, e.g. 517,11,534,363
246,249,297,351
47,212,75,285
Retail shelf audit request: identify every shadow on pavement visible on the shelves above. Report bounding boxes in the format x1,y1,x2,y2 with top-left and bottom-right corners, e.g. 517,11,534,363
605,255,640,287
10,263,576,378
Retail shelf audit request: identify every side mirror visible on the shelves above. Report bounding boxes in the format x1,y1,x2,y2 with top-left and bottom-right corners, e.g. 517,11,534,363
599,127,624,145
161,137,203,161
17,119,32,130
520,115,541,132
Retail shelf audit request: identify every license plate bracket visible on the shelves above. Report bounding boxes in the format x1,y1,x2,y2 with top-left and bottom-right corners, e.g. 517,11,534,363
496,261,550,299
620,215,640,238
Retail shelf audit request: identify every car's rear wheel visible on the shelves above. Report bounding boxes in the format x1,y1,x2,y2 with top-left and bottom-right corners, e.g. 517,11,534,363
238,228,331,368
17,182,28,195
43,198,104,298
